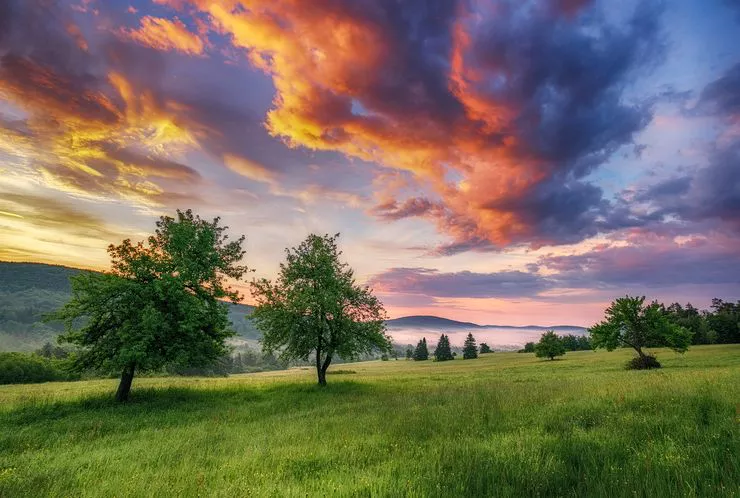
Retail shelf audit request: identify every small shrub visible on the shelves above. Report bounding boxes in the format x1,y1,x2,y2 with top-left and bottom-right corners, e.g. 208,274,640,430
625,354,661,370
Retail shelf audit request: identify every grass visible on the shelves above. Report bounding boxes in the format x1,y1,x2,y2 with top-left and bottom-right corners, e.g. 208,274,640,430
1,345,738,497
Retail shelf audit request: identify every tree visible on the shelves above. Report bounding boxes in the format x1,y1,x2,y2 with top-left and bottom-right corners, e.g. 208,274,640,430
49,210,248,401
413,338,429,361
706,299,740,344
251,234,389,386
535,331,566,360
433,334,454,361
462,333,478,359
589,296,691,369
479,343,492,354
520,342,536,353
405,347,413,360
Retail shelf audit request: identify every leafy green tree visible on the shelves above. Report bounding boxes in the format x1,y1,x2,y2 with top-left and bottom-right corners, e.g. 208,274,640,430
462,333,478,359
413,338,429,361
405,347,413,360
49,210,248,401
479,343,492,354
535,331,566,360
520,342,536,353
251,234,389,386
433,334,454,361
589,296,691,368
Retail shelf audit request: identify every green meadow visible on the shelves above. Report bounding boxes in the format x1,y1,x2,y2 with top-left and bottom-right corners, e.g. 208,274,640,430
1,345,738,497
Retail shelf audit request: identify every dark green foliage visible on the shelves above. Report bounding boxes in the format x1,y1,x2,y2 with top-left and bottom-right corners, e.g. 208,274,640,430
251,234,390,386
479,343,492,354
706,299,740,344
433,334,454,361
535,331,566,360
625,354,661,370
48,210,248,401
560,334,591,351
405,347,413,360
462,333,478,359
663,303,715,345
413,338,429,361
0,352,76,384
589,296,692,369
519,342,536,353
35,341,70,359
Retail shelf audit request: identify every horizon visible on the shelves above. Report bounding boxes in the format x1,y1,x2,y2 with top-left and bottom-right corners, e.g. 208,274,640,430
1,0,739,327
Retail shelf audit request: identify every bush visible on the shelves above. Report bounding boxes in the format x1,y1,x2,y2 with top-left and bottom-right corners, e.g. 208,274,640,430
625,354,661,370
0,352,72,384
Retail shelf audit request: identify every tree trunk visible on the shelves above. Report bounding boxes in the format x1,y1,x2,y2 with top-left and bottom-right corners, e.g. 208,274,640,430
317,365,327,386
636,347,645,358
318,351,333,387
115,365,135,402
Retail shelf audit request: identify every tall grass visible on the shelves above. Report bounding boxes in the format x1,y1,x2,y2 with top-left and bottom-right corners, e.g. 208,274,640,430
1,345,738,497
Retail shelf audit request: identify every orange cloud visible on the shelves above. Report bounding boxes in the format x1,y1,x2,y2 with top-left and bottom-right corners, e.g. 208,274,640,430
119,16,206,55
223,154,278,185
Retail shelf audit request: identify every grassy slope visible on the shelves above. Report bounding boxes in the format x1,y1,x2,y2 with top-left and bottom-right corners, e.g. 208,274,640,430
1,345,738,497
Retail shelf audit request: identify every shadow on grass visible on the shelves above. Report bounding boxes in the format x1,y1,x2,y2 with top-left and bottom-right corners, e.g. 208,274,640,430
0,379,374,429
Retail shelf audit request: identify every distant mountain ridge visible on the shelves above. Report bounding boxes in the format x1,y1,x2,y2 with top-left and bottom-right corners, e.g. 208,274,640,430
386,315,586,331
1,262,585,352
0,261,258,352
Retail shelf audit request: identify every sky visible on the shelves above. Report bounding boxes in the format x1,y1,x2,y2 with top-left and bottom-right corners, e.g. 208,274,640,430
0,0,739,327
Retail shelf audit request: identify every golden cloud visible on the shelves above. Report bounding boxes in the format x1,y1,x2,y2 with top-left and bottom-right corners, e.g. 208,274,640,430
119,16,206,55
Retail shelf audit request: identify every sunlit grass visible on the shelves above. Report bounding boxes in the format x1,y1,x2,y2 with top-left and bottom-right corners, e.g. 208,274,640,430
1,345,738,497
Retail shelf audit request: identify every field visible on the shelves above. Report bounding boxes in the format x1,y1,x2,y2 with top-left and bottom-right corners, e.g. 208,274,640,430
1,345,738,497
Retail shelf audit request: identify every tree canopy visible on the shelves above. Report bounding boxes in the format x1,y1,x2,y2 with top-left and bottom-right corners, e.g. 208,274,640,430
462,333,478,359
589,296,691,362
535,331,566,360
49,210,248,401
251,233,389,386
479,343,492,354
434,334,454,361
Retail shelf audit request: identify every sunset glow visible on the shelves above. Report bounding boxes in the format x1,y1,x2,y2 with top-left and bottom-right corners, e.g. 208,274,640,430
1,0,739,326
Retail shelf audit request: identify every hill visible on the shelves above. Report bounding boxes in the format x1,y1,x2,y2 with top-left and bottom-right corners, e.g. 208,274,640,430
386,315,482,329
386,314,585,332
0,262,259,352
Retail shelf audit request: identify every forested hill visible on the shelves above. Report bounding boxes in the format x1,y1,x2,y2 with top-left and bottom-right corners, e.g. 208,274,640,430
0,262,258,352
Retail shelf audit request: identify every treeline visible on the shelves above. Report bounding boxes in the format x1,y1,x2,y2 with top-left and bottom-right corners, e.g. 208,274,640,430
661,299,740,345
519,334,591,353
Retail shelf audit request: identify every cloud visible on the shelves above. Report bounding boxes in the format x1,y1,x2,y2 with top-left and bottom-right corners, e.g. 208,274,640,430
369,267,553,299
697,62,740,117
223,154,278,185
0,192,120,240
118,16,206,55
183,0,665,251
538,232,740,288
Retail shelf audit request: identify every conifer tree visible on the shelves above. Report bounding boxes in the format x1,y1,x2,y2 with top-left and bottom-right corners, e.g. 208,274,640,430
479,343,493,354
462,333,478,359
433,334,454,361
405,347,413,360
413,337,429,361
